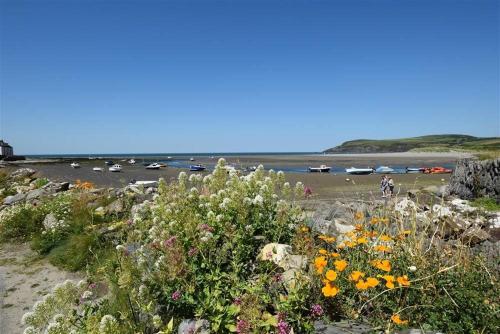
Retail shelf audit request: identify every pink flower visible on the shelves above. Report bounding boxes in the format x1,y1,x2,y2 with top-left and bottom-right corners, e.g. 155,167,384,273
236,319,250,333
171,290,181,301
198,223,214,232
163,236,177,248
188,247,198,256
310,304,323,318
304,187,312,197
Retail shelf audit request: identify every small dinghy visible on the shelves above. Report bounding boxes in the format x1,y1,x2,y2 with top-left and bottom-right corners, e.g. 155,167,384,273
375,166,394,174
128,159,136,164
105,160,114,166
423,167,453,174
308,165,331,173
190,157,195,161
70,162,80,168
346,167,374,175
245,166,258,172
190,164,206,171
129,179,158,187
405,167,422,174
92,167,104,172
109,164,122,172
145,163,161,170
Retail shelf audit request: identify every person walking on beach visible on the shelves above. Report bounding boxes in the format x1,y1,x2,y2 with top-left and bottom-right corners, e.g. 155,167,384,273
388,177,395,197
380,175,388,198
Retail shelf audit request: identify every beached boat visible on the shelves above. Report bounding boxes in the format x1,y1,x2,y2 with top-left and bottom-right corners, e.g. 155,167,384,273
308,165,331,173
128,159,136,164
405,167,422,173
145,163,161,170
109,164,122,172
245,166,258,172
190,164,206,171
375,166,394,174
346,167,374,175
105,160,114,166
423,167,453,174
190,157,195,161
129,180,158,187
70,162,80,168
157,163,167,167
92,167,104,172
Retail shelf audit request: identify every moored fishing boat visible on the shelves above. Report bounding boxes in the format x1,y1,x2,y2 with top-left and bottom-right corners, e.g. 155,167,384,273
109,164,122,172
92,167,104,172
190,164,206,171
145,163,161,170
105,160,114,166
346,167,374,175
375,166,394,174
128,159,136,164
70,162,80,168
308,165,331,173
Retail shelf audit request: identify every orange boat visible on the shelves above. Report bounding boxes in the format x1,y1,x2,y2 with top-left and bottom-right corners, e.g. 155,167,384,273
422,167,453,174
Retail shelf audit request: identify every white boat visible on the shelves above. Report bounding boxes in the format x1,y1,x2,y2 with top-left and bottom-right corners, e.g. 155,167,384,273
406,167,422,173
346,167,374,175
308,165,331,173
92,167,104,172
128,180,158,187
375,166,394,174
223,165,238,173
145,163,161,170
70,162,80,168
167,156,172,159
128,159,136,164
190,157,195,161
109,164,122,172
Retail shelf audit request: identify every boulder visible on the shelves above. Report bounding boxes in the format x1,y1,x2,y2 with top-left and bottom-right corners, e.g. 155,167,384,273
42,213,59,230
258,243,292,268
178,319,210,334
449,158,500,202
333,219,355,234
3,192,26,205
460,227,490,245
9,168,36,180
26,188,48,201
105,198,125,215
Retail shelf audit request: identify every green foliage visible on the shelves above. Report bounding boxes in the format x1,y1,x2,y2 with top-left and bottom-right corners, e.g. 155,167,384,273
0,204,45,241
33,178,49,189
48,233,99,271
471,197,500,210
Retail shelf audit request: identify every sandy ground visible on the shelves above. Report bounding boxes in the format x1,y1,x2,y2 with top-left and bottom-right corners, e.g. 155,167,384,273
0,243,81,334
2,152,456,199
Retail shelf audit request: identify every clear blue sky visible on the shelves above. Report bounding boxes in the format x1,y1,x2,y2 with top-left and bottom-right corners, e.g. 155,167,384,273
1,0,498,154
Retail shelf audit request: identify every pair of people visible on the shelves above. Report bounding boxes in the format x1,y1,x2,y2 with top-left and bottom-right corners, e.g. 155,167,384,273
380,175,394,197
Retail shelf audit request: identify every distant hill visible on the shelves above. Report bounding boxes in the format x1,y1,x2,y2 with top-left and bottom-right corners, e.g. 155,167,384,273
323,135,500,154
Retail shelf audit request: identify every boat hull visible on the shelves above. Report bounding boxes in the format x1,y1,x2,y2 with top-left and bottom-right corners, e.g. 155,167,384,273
346,168,373,175
190,165,206,171
308,167,331,173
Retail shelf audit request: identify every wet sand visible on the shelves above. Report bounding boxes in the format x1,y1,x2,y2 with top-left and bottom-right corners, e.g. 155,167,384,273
5,153,457,199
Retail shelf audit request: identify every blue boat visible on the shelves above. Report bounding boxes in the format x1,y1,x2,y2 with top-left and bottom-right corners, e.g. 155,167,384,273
190,164,206,171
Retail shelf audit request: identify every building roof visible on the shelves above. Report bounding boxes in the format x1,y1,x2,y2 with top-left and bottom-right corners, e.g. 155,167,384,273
0,140,12,148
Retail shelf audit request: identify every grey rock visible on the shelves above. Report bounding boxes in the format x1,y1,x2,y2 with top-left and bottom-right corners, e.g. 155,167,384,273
3,192,26,205
460,227,490,245
9,168,36,180
449,158,500,202
26,188,48,201
178,319,210,334
105,198,125,215
42,213,58,230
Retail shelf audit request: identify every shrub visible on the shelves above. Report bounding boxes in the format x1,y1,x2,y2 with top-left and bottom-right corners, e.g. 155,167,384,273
48,233,99,271
33,178,49,189
0,204,45,241
471,197,500,211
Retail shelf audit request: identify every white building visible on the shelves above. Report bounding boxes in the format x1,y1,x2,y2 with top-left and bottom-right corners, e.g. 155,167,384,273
0,140,14,157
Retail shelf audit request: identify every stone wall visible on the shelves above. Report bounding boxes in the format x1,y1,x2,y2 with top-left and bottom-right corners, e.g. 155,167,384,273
449,158,500,202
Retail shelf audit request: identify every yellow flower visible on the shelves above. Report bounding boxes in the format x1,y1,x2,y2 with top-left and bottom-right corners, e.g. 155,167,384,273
365,277,379,288
380,275,395,289
397,275,411,287
355,224,363,231
357,237,368,244
380,235,393,242
349,271,365,282
301,226,309,232
324,236,336,243
322,282,339,297
354,212,364,220
325,270,337,281
374,245,392,253
345,241,357,248
334,259,348,272
330,252,340,258
370,217,379,224
355,279,369,290
371,259,391,272
391,314,408,325
318,249,328,255
380,218,389,224
314,256,328,274
318,235,327,240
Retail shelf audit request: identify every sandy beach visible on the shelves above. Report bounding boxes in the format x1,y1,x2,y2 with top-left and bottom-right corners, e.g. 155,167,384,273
3,153,458,199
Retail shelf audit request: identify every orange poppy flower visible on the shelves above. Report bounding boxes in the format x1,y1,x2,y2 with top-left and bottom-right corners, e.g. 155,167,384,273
380,275,395,289
314,256,327,274
334,259,348,272
365,277,379,288
371,259,391,272
354,212,364,220
349,271,365,282
391,314,408,325
397,275,410,287
374,245,392,253
322,282,339,297
318,249,328,255
325,270,337,281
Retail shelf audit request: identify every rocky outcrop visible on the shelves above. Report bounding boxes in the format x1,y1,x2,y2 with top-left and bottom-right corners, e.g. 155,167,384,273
449,158,500,202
